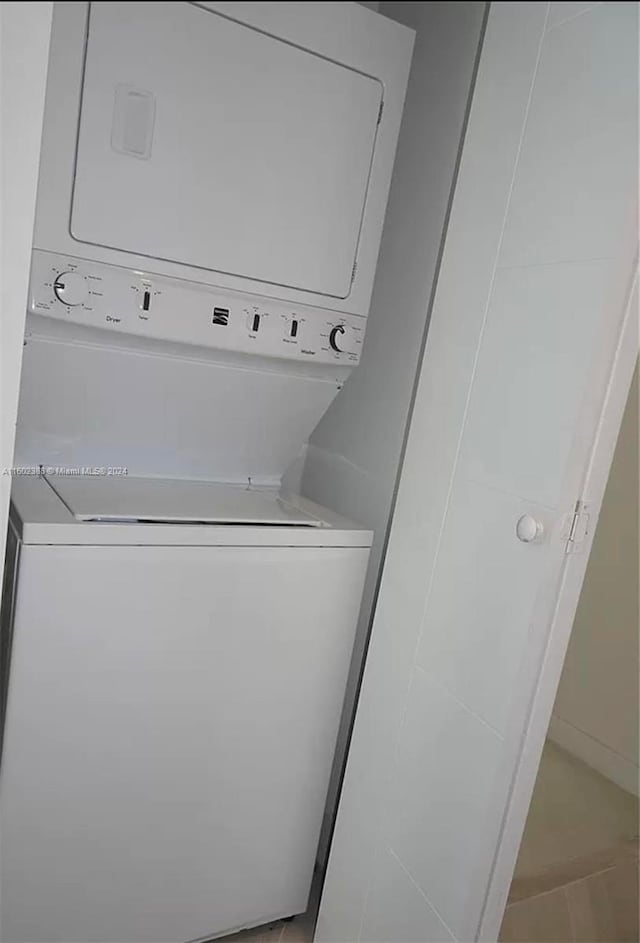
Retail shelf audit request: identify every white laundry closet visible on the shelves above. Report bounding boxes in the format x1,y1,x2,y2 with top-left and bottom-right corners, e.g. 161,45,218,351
0,3,637,943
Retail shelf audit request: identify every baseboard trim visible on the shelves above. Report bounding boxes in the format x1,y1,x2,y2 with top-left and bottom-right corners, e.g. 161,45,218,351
548,715,639,797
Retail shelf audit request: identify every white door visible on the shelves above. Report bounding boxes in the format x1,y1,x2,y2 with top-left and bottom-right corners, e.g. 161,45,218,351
318,3,638,942
72,1,382,299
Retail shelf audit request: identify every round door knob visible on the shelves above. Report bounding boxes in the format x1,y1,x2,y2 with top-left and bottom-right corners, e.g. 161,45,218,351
53,271,87,307
516,514,544,543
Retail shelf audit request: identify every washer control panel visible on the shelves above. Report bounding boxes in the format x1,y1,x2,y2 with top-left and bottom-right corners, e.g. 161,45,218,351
29,251,365,366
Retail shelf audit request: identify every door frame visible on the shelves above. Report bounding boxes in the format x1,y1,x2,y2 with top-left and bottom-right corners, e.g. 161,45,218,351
0,2,53,572
479,265,639,939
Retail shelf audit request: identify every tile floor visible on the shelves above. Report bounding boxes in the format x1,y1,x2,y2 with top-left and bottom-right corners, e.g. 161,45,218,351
513,741,639,879
223,914,314,943
500,844,639,943
500,741,639,943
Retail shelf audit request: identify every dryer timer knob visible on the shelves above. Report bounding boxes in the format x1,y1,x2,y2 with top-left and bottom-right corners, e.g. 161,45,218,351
53,271,87,307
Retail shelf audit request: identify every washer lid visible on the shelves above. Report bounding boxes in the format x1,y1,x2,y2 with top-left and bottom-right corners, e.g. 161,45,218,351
47,476,323,526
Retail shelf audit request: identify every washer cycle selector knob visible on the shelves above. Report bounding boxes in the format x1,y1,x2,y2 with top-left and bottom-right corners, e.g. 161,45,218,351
329,324,347,352
53,272,87,307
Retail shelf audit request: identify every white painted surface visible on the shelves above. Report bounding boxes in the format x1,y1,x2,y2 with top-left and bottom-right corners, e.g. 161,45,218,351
35,1,414,318
1,488,370,943
549,363,639,795
546,2,604,28
0,2,52,570
414,479,556,738
457,260,621,508
15,330,343,486
318,3,638,941
499,2,636,269
361,849,455,943
549,715,639,797
302,0,486,863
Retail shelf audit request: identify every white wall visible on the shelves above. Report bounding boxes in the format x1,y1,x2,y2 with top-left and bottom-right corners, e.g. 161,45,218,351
300,0,486,862
0,3,52,566
550,362,639,795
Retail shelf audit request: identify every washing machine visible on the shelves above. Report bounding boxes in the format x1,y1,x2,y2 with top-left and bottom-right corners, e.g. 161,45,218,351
0,4,413,941
1,474,371,943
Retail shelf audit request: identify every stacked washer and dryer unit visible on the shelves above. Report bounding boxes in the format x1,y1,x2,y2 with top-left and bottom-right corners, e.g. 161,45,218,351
1,4,413,942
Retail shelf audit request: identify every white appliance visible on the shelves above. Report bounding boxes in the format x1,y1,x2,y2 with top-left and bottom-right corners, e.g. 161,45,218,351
30,1,414,337
18,0,413,483
2,4,412,941
1,475,371,943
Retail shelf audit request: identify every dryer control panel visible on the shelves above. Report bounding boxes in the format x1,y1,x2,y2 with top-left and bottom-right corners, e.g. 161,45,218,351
29,250,365,366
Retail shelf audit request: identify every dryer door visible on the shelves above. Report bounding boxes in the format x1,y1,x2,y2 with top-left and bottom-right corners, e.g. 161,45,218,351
71,2,383,301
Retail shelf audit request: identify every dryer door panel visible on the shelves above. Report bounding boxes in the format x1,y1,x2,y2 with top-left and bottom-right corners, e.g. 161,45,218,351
71,2,382,300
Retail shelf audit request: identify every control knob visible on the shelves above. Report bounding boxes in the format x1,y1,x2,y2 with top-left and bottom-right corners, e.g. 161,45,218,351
53,272,87,307
329,324,353,353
